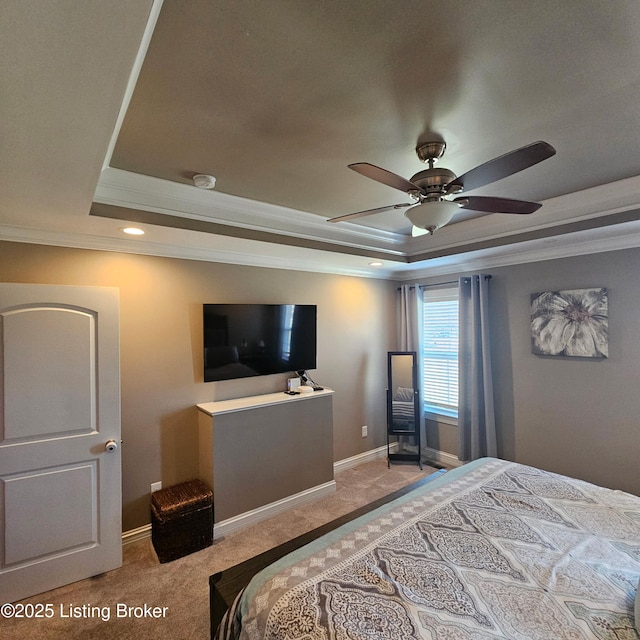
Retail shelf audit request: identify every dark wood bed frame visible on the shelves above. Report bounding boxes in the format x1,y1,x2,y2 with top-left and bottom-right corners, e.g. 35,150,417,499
209,467,447,638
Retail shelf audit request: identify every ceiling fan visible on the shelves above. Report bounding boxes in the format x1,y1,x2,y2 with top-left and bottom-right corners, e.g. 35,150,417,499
328,140,556,236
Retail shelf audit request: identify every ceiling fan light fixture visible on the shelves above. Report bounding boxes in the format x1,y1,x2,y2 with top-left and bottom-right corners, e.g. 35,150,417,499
337,140,554,228
411,225,430,237
405,200,460,234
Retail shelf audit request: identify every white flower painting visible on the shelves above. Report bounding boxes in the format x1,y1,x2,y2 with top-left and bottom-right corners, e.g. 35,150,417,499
530,288,608,358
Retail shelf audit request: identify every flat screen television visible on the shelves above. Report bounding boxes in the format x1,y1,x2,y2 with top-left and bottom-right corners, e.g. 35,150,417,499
203,304,317,382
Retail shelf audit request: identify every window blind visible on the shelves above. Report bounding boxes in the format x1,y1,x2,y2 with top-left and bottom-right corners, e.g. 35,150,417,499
422,290,458,416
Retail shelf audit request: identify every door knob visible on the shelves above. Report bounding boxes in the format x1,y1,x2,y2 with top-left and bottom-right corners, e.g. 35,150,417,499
105,439,118,453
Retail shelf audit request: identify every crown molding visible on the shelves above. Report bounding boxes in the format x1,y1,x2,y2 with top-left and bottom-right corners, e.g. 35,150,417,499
0,223,397,280
95,168,406,254
4,215,640,282
404,173,640,257
6,169,640,281
392,221,640,280
101,0,165,171
95,168,640,269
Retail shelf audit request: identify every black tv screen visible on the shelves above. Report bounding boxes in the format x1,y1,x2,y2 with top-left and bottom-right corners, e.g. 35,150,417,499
203,304,317,382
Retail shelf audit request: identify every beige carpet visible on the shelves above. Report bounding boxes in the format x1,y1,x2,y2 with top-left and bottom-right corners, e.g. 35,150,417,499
2,459,440,640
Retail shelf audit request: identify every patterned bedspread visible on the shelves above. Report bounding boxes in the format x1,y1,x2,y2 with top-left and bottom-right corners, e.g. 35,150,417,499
218,458,640,640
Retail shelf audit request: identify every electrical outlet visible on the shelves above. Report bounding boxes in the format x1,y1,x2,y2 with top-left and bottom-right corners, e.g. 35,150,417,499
150,481,162,493
361,425,368,438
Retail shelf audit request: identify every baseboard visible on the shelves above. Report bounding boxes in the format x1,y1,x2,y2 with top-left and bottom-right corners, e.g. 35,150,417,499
422,446,462,468
332,443,461,473
122,523,151,546
122,480,337,545
213,480,336,539
122,443,418,545
333,443,397,474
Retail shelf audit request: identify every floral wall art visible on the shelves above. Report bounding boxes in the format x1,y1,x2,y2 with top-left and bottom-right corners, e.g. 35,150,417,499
530,288,608,358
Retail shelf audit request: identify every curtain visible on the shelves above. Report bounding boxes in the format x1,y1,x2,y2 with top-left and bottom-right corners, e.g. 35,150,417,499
397,284,425,446
397,284,423,351
458,274,497,461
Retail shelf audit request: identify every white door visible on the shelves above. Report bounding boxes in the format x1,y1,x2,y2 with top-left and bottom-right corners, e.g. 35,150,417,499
0,283,121,603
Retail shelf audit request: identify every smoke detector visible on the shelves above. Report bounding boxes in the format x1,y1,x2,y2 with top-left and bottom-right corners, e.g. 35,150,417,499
192,174,216,189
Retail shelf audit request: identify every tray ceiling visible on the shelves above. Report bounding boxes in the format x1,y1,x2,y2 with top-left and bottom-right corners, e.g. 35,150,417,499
3,0,640,277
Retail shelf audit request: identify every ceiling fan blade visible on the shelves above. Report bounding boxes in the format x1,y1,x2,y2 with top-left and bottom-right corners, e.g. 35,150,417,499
454,195,542,214
328,202,414,223
349,162,422,194
445,141,556,194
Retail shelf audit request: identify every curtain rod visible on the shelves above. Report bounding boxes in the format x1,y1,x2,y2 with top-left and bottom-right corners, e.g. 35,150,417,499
420,280,457,289
398,275,492,291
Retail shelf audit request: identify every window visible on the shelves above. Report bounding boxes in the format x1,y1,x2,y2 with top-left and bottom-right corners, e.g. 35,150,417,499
422,287,459,421
279,304,295,361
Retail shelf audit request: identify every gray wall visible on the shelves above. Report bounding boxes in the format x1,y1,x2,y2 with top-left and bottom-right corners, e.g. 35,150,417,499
410,247,640,496
0,241,396,530
200,394,334,522
4,239,637,530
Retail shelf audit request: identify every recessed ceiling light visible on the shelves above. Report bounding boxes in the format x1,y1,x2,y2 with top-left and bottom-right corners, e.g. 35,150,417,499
369,261,383,267
120,226,145,236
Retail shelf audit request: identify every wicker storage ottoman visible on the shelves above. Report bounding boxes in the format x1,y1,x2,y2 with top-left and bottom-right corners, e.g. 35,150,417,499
151,479,213,563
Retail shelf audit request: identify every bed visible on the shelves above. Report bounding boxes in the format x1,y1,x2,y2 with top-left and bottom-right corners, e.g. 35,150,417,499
211,457,640,640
